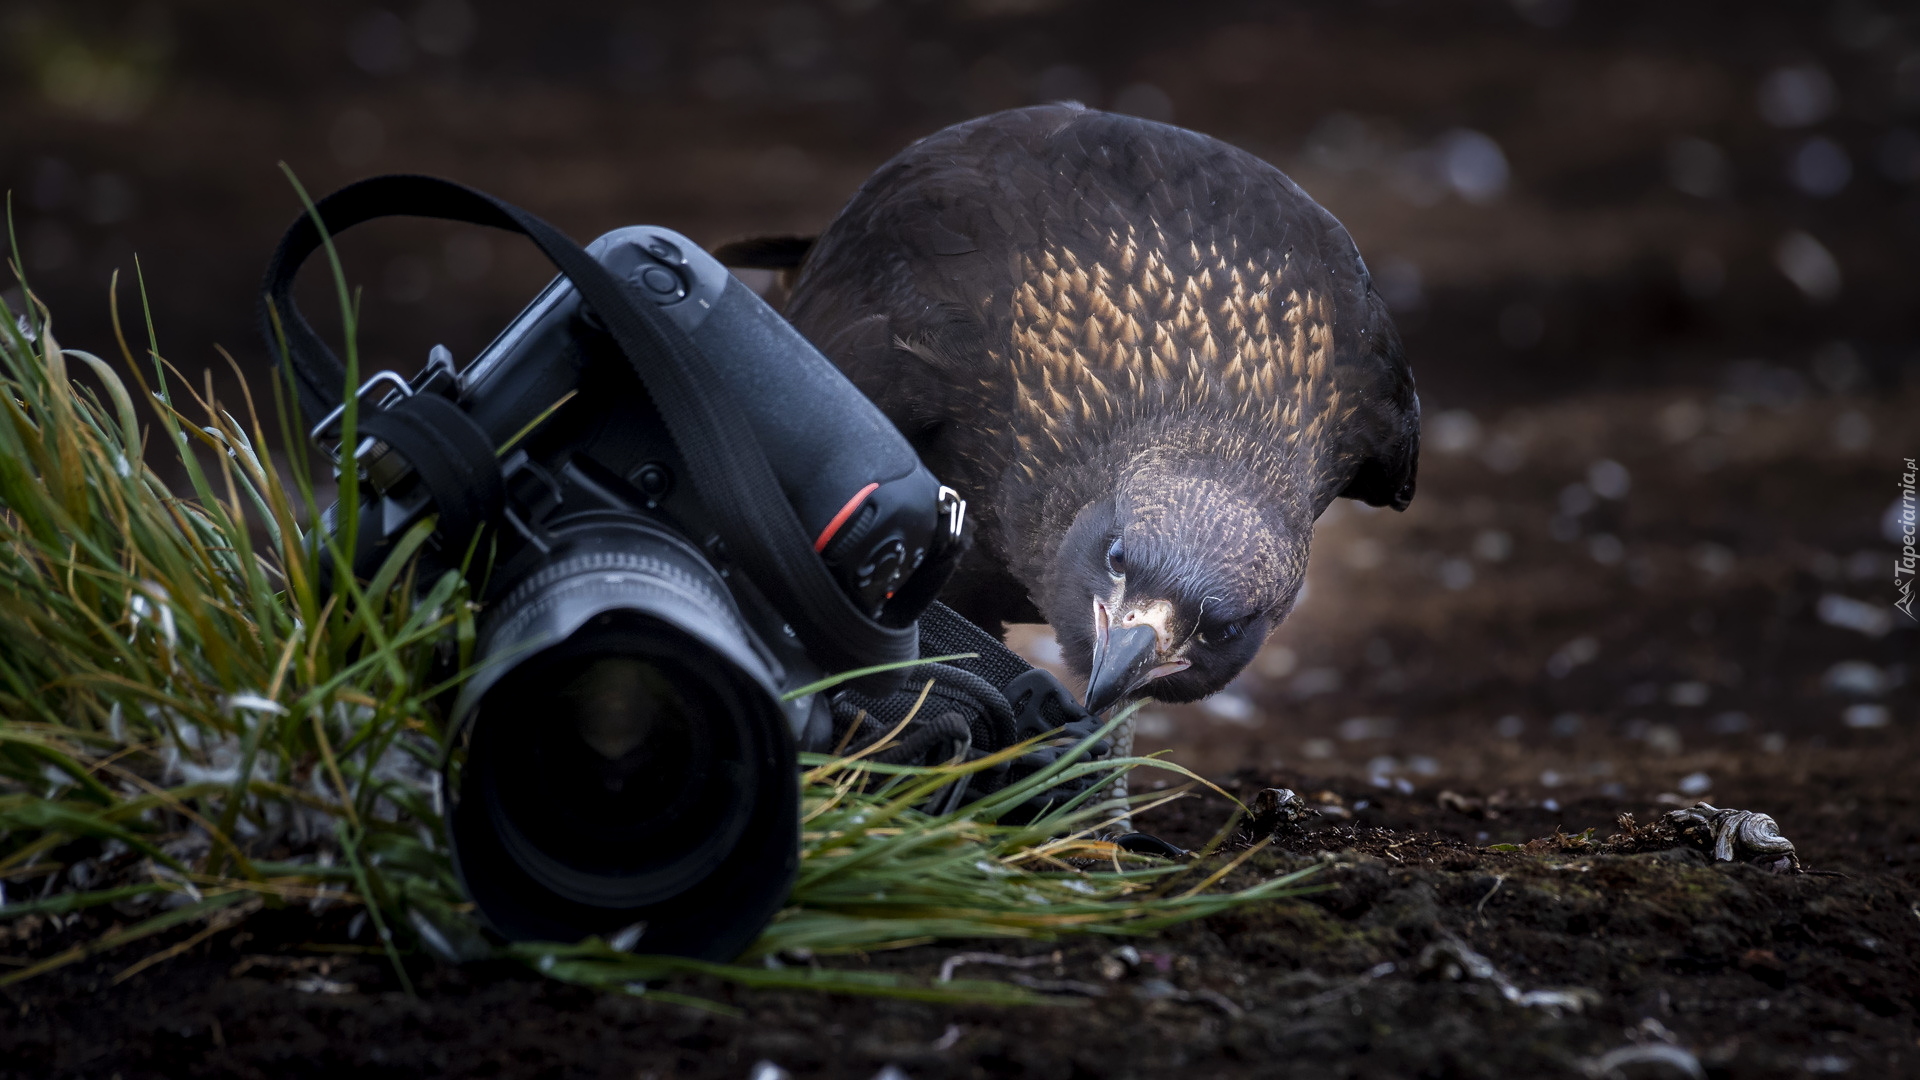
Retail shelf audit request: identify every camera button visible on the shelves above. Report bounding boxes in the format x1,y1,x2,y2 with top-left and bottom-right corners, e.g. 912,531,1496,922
628,461,673,502
640,265,683,298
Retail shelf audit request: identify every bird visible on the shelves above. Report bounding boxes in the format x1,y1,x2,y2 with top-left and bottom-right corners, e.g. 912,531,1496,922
718,104,1419,731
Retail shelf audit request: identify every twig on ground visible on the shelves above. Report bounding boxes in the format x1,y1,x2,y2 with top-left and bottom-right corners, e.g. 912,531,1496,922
938,950,1059,983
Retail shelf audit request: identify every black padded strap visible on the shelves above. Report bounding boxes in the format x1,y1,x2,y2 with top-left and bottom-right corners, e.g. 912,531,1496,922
830,602,1099,757
915,602,1034,689
258,174,916,675
833,661,1015,762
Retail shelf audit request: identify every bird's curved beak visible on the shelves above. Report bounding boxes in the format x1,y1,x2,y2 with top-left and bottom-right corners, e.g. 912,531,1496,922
1084,598,1192,715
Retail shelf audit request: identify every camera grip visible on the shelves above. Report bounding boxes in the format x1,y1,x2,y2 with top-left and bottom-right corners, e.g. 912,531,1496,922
551,226,963,622
691,275,950,619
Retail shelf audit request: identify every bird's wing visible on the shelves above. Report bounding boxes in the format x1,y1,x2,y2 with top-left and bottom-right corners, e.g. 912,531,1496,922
789,105,1418,518
1334,284,1420,510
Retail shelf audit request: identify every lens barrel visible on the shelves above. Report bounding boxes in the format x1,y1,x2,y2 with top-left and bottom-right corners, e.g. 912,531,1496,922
448,517,798,959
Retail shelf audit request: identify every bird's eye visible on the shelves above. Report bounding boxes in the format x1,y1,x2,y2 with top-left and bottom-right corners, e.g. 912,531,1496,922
1105,538,1125,578
1203,615,1253,645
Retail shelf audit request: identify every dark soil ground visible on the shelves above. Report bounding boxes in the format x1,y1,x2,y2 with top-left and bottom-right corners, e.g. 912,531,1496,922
3,2,1918,1077
9,386,1914,1080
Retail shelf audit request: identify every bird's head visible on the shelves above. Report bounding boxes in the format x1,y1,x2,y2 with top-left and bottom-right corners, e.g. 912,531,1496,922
1039,467,1308,714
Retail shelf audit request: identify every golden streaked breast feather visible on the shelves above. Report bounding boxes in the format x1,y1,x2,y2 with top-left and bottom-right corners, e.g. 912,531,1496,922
1001,220,1343,479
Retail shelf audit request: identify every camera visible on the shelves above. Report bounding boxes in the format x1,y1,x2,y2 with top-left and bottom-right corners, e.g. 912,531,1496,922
263,177,965,959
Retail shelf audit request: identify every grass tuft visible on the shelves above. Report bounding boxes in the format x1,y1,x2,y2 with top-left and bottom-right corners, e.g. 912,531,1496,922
0,245,1313,1004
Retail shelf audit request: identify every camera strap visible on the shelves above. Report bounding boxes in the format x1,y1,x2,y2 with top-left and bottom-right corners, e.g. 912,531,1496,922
353,392,502,551
260,175,918,676
829,601,1120,815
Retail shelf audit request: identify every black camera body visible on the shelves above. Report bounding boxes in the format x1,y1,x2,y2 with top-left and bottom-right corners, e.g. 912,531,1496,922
330,226,962,642
266,179,965,960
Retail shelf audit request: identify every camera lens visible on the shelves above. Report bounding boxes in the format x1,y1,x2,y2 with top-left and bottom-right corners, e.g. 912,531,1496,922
562,657,695,810
474,617,760,908
448,519,799,959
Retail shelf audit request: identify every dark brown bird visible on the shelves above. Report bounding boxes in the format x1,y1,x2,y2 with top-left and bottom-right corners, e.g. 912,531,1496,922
725,104,1418,724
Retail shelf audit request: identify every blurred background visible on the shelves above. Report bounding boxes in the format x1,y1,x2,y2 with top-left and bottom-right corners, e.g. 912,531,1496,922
1,0,1915,817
